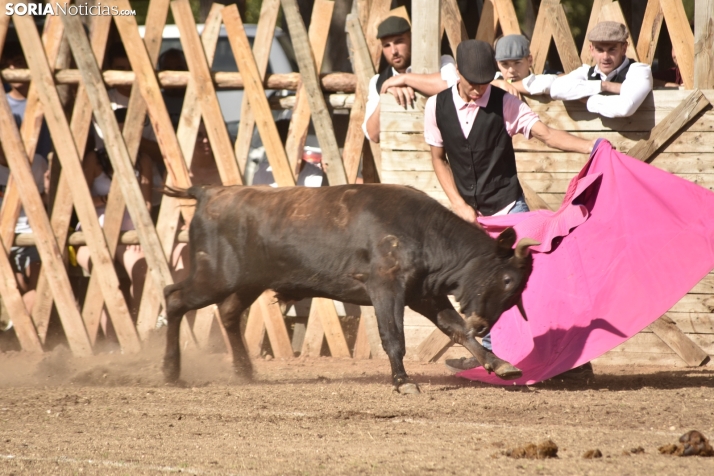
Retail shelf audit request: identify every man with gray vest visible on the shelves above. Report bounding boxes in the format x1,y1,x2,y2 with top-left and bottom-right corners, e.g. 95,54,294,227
426,40,596,380
362,16,459,143
550,21,652,118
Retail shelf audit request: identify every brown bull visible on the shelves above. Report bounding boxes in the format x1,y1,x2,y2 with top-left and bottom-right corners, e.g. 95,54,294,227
162,184,538,393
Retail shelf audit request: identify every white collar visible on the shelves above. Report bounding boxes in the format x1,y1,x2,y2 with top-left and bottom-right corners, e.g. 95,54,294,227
591,58,631,81
391,66,412,76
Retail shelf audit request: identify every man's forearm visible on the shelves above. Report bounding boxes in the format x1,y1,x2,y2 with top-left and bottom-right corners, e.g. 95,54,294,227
431,146,465,206
403,72,449,97
543,128,593,154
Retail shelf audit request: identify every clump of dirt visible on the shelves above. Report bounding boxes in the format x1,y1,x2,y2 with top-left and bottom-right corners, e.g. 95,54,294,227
659,430,714,457
582,449,602,459
505,439,558,459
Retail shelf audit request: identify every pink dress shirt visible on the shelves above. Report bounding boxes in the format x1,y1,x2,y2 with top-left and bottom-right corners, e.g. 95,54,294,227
424,84,540,147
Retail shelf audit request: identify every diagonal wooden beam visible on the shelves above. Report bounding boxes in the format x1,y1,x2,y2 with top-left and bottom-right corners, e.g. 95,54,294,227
233,0,281,176
493,0,521,36
475,0,499,44
551,3,581,73
281,0,347,185
284,0,334,176
649,315,709,367
14,12,141,354
79,0,169,343
636,0,664,65
529,0,557,74
441,0,468,57
659,0,695,89
222,5,294,187
627,89,710,162
365,0,392,70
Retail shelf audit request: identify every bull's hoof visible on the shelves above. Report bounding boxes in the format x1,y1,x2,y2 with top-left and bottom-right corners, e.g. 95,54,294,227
492,361,522,380
162,359,181,383
394,382,421,394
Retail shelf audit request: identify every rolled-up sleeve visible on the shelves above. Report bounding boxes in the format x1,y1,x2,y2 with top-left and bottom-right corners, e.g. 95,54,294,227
423,95,442,147
502,93,540,139
361,74,381,139
550,65,601,100
439,55,459,88
585,63,653,118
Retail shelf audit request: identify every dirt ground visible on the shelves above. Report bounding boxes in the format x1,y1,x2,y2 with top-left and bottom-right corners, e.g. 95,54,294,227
1,338,713,475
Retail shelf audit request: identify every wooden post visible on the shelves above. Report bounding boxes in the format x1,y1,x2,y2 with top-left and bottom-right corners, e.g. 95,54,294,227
636,0,664,65
694,0,714,89
365,0,392,69
552,3,582,73
233,0,280,175
281,0,348,186
493,0,521,36
441,0,468,55
284,0,334,175
475,0,499,44
530,0,557,74
172,0,243,186
222,5,295,186
410,0,440,75
659,0,695,89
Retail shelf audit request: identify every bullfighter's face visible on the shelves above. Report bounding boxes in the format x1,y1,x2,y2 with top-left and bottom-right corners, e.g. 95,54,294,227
456,229,538,337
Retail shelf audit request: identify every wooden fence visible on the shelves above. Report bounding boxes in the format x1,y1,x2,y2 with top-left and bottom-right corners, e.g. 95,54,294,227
1,0,714,370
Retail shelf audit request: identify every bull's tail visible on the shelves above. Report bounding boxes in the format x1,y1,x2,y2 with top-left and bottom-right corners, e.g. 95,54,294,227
161,185,204,201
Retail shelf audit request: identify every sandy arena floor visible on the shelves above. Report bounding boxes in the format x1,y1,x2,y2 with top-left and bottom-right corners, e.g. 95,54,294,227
1,339,713,475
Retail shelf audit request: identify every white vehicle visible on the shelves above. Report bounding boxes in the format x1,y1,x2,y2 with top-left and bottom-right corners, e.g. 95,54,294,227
139,24,324,186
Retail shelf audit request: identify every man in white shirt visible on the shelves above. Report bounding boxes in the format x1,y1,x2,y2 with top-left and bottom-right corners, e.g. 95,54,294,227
490,34,558,98
362,16,459,143
550,21,652,118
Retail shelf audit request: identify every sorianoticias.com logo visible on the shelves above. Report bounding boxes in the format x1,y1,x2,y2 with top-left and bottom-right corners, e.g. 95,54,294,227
5,3,136,16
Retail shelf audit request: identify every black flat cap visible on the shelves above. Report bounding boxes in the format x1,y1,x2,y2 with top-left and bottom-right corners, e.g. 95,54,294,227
377,16,410,39
456,40,498,84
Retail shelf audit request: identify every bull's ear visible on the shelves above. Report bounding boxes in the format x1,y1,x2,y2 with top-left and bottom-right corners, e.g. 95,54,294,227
496,227,517,257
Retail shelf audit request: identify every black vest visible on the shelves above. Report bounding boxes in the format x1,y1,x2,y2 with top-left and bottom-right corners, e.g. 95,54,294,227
435,86,522,216
588,58,633,84
375,66,394,95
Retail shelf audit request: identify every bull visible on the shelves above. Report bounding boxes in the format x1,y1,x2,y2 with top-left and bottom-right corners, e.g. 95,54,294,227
162,184,538,393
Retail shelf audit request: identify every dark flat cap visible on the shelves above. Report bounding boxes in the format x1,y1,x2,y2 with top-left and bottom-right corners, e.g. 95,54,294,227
495,34,530,61
588,21,628,43
377,16,410,39
456,40,497,84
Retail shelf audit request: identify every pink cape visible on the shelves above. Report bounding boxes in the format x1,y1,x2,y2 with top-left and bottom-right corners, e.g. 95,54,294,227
459,140,714,385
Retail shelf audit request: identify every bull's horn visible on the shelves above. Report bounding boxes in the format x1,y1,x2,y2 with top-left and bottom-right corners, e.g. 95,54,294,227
514,238,540,258
516,297,528,321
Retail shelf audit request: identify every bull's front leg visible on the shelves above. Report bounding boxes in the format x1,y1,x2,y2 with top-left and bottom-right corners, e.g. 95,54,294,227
409,296,522,380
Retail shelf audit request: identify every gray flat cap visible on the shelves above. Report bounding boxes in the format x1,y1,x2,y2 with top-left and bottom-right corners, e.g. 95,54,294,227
377,16,410,39
588,21,628,43
456,40,498,84
495,34,531,61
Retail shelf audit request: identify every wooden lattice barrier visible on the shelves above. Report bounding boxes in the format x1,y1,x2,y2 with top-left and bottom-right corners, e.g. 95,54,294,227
2,0,714,370
0,0,385,361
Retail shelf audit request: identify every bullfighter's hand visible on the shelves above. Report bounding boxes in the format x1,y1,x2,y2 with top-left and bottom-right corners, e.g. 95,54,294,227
387,86,416,108
453,202,481,228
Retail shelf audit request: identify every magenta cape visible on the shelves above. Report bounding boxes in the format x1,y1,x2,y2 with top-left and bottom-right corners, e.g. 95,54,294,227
459,140,714,385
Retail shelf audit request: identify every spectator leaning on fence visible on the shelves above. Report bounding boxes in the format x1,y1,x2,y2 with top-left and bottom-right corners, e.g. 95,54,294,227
490,34,558,98
549,21,652,118
362,16,459,143
76,108,152,341
0,41,51,319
